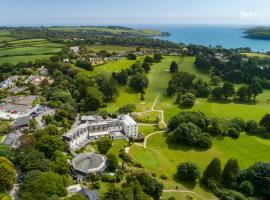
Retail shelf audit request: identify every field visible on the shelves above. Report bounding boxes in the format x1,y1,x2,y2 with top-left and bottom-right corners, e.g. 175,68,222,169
75,58,143,76
0,35,63,64
48,26,164,36
241,52,270,58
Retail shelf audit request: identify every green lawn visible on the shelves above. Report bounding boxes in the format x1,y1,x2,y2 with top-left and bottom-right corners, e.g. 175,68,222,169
88,45,143,53
139,124,157,136
130,132,270,198
0,54,54,64
0,46,61,57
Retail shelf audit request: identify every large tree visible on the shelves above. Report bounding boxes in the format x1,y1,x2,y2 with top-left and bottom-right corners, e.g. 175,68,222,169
248,82,263,101
129,72,149,93
20,171,68,200
222,159,239,189
97,137,112,154
0,157,16,192
177,162,200,182
170,61,179,73
201,158,222,183
222,82,235,100
83,87,103,111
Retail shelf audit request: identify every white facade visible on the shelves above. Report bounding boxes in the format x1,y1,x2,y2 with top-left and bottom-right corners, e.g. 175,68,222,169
64,115,138,150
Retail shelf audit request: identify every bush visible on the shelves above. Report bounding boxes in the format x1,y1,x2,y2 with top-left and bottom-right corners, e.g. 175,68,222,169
177,162,200,182
245,120,258,134
101,173,115,182
196,133,212,149
227,128,240,139
239,181,254,196
118,104,136,114
231,118,246,132
160,174,167,180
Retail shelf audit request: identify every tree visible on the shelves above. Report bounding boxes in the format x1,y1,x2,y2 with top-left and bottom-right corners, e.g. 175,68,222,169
246,120,258,134
222,159,239,189
35,134,65,159
51,150,70,175
20,171,68,200
0,157,16,192
172,122,201,146
196,133,212,149
236,86,249,101
68,193,87,200
180,93,196,107
112,69,129,85
260,114,270,131
239,181,254,196
248,82,263,101
195,56,211,73
106,153,118,171
19,148,50,172
153,53,162,62
142,62,151,73
118,104,136,114
170,61,179,73
245,162,270,199
227,128,240,139
97,137,112,154
83,87,103,111
201,158,222,183
127,53,137,60
211,87,223,99
96,75,119,102
129,73,149,93
76,59,93,71
210,76,221,86
222,82,235,100
177,162,200,182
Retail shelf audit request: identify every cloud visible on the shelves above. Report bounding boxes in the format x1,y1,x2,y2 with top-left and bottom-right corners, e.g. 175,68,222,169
240,11,254,19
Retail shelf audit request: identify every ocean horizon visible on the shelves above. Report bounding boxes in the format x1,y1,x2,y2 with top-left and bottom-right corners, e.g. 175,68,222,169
132,24,270,52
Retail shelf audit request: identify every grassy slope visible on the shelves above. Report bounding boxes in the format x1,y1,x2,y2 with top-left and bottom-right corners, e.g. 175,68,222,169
0,54,54,64
0,38,63,64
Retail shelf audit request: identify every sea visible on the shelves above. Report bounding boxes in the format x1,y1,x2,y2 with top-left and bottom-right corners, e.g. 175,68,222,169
132,24,270,52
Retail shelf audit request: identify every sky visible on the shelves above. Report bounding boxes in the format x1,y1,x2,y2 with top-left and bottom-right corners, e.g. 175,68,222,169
1,0,270,26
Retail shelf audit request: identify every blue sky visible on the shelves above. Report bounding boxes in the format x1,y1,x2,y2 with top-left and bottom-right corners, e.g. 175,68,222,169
1,0,270,26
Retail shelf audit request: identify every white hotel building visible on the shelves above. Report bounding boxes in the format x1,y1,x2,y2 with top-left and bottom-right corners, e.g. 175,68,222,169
63,115,138,150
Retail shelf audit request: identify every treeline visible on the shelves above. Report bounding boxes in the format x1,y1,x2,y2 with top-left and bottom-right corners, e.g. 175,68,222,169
176,157,270,200
194,52,270,89
168,111,270,149
167,62,264,107
7,27,180,49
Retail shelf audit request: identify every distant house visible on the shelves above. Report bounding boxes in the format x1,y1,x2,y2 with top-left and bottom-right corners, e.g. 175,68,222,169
70,46,80,54
0,79,14,89
38,66,48,75
63,58,70,63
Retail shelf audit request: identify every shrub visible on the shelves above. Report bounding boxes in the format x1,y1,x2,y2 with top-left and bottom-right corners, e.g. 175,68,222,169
118,104,136,114
160,174,167,180
239,181,254,196
196,133,212,149
231,118,246,132
180,93,196,107
245,120,258,134
227,128,240,139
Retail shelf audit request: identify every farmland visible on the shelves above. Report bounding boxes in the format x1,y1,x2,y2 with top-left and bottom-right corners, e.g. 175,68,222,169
0,31,63,64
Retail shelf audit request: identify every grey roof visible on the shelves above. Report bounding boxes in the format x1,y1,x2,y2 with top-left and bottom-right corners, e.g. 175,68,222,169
13,115,31,128
72,153,106,174
80,188,99,200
